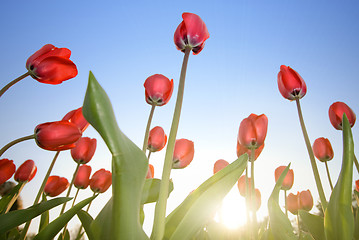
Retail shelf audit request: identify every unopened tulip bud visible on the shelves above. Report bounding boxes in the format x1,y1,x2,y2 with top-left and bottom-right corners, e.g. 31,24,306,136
299,190,313,211
213,159,229,174
71,137,97,164
144,74,174,106
287,192,299,215
0,159,16,185
313,137,334,162
274,166,294,191
147,126,167,152
328,102,356,130
44,176,69,197
14,160,37,183
74,164,92,189
237,175,252,197
146,164,154,179
237,113,268,150
277,65,307,100
90,169,112,193
172,139,194,169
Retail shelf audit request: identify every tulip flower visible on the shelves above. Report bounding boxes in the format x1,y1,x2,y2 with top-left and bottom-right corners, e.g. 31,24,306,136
74,164,92,189
313,137,334,162
34,121,82,151
286,192,299,215
44,176,69,197
328,102,356,130
236,141,264,161
25,44,78,84
172,139,195,169
274,166,294,191
277,65,307,100
146,164,154,179
62,107,89,132
147,126,167,152
251,188,261,211
90,169,112,193
71,137,97,164
355,179,359,192
237,175,252,197
299,189,313,211
213,159,229,174
144,74,174,107
174,12,210,55
14,160,37,183
0,159,16,185
237,113,268,150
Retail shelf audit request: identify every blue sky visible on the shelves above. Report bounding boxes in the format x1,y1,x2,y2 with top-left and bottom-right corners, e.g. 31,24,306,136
1,0,359,236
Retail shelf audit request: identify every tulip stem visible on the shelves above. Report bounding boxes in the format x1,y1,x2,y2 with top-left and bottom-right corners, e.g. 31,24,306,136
151,46,191,240
250,149,257,239
71,188,80,207
142,104,156,152
19,151,61,240
245,167,251,238
295,98,327,211
353,154,359,174
324,161,334,190
0,134,35,157
0,72,30,98
148,151,152,160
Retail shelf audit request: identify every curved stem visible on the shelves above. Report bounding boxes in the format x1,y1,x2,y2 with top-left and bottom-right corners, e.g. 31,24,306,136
147,151,152,161
0,72,30,98
142,104,156,152
295,98,327,210
353,154,359,174
324,161,334,190
0,134,35,157
151,46,191,240
60,162,80,216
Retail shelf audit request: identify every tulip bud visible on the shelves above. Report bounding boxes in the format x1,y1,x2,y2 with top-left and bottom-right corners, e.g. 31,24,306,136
147,126,167,152
237,113,268,150
34,121,82,151
44,176,69,197
14,160,37,183
299,190,313,211
274,166,294,191
237,175,252,197
144,74,174,106
328,102,356,130
62,107,89,132
213,159,229,174
277,65,307,100
146,164,154,179
355,179,359,192
90,169,112,193
0,159,16,185
71,137,97,164
172,139,195,169
174,12,210,55
74,164,92,189
286,192,299,215
26,44,78,84
312,137,334,162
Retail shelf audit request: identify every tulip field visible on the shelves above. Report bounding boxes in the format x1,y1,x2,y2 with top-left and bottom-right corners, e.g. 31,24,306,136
1,4,359,240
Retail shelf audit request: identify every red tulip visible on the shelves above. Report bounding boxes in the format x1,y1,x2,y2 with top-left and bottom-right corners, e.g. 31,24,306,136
14,160,37,183
144,74,174,106
299,190,313,211
172,139,195,169
44,176,69,197
328,102,356,130
147,126,167,152
34,121,82,151
237,175,252,197
274,166,294,191
312,137,334,162
237,113,268,150
25,44,77,84
74,164,92,189
0,159,16,185
286,192,299,214
355,179,359,192
174,13,210,55
146,164,154,179
277,65,307,100
71,137,97,164
236,141,264,161
213,159,229,174
90,169,112,193
62,107,89,132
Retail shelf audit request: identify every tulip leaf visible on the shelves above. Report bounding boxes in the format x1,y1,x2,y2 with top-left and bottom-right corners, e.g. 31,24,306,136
77,209,95,240
298,210,324,240
141,178,174,204
298,232,315,240
0,197,71,235
164,154,248,240
0,182,23,214
354,207,359,239
34,195,96,240
90,198,112,240
38,194,49,232
324,114,354,240
267,164,297,240
83,71,149,240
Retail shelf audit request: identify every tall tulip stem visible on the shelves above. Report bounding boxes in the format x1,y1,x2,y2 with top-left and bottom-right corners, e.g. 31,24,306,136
324,161,334,190
4,182,25,213
353,154,359,174
250,149,257,239
151,46,191,240
295,98,327,210
245,167,251,238
0,72,30,98
142,104,156,152
0,134,35,157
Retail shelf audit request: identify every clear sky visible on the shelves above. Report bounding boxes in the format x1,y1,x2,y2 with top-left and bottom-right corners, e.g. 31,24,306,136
1,0,359,236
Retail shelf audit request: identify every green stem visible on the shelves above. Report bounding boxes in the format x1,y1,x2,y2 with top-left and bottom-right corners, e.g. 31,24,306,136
147,151,152,160
71,188,80,207
4,182,25,213
0,134,35,157
151,46,191,240
324,161,334,190
250,149,257,239
19,151,61,240
297,214,301,235
0,72,30,98
142,104,156,152
245,167,250,228
284,190,288,217
353,154,359,174
295,98,327,210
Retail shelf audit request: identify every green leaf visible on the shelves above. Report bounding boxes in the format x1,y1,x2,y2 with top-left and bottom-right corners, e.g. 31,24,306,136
83,71,148,240
77,210,95,240
34,195,96,240
0,197,71,235
91,198,112,240
164,154,248,240
298,210,324,240
0,182,24,214
141,178,174,204
298,232,315,240
267,164,297,240
38,194,49,232
324,114,354,240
